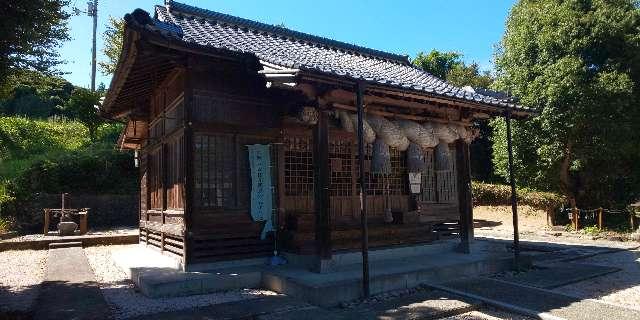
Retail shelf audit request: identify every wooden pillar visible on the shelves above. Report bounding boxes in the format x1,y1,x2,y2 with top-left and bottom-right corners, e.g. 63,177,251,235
505,111,520,266
182,63,194,266
598,208,603,230
313,109,331,259
356,81,370,298
456,140,473,253
43,209,50,235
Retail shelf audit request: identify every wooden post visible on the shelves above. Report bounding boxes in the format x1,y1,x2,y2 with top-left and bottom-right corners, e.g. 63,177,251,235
79,210,88,234
313,109,331,259
631,211,636,231
456,140,473,253
356,81,370,298
598,207,603,230
575,209,580,231
43,209,50,235
505,111,520,267
182,63,194,266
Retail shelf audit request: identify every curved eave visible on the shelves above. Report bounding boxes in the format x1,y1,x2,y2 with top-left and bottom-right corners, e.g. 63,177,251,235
102,12,260,120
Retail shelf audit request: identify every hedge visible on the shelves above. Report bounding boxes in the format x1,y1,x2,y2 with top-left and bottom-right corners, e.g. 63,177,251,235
472,181,566,213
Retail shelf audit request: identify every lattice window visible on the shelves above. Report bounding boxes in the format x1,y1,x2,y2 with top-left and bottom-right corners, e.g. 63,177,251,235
329,140,353,196
194,134,236,209
419,149,437,202
284,136,314,196
388,148,408,195
356,144,409,196
417,146,458,203
436,146,457,203
357,143,382,195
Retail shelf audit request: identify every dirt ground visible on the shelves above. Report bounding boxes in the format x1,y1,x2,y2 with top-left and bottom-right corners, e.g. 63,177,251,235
474,205,549,234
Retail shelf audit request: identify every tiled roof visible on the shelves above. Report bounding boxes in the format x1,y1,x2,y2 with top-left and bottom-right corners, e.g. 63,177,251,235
149,1,529,112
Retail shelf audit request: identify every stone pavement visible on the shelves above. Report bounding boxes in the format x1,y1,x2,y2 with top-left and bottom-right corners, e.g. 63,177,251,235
33,247,111,320
434,277,640,320
130,288,483,320
498,262,620,289
129,295,331,320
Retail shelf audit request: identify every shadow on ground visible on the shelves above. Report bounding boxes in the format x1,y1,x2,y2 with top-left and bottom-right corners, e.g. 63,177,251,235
1,237,639,320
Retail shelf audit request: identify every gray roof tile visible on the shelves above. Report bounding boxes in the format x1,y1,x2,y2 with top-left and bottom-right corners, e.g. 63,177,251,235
149,1,529,112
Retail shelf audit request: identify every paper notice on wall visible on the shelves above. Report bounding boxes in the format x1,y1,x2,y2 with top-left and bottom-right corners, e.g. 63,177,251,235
248,144,273,240
409,172,422,194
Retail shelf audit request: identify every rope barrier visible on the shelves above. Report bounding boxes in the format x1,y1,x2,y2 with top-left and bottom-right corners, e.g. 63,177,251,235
560,206,637,231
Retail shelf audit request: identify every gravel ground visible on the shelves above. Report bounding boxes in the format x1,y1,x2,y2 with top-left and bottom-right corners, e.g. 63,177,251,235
84,245,278,320
0,249,47,312
2,227,138,243
553,249,640,310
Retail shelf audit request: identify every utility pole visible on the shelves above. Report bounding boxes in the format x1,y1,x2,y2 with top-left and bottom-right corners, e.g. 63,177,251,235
76,1,98,91
89,0,98,91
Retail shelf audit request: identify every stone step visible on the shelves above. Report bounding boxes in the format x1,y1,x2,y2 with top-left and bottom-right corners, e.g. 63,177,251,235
133,265,263,298
262,252,529,307
48,241,83,249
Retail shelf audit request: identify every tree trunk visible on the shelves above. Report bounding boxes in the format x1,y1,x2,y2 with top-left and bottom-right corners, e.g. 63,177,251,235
560,142,576,207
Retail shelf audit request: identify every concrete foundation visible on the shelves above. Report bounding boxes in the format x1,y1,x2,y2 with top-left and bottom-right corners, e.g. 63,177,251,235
117,240,529,304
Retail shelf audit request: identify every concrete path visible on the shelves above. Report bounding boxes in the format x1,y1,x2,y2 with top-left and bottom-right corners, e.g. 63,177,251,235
130,288,482,320
434,277,640,320
33,247,111,320
129,295,329,320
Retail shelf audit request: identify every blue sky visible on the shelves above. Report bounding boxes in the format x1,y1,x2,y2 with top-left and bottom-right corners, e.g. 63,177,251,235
59,0,517,88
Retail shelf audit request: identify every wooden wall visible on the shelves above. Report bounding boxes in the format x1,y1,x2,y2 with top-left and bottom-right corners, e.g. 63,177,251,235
185,63,284,263
280,125,459,254
138,68,186,259
137,57,470,265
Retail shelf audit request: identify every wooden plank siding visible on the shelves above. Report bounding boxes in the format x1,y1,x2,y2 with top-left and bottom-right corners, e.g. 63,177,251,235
138,68,187,260
136,61,472,265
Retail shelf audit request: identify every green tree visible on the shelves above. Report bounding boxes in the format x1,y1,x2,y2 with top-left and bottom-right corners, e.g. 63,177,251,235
413,50,498,181
63,88,103,141
99,16,125,75
0,0,70,96
493,0,640,207
0,70,74,118
413,50,463,80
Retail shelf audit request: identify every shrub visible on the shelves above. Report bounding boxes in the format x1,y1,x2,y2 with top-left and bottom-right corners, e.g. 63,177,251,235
0,116,89,161
472,181,566,214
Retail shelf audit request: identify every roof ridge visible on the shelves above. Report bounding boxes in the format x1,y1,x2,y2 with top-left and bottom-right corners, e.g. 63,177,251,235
161,0,411,64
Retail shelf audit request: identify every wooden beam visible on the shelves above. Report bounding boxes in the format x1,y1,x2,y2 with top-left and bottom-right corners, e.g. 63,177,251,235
313,110,331,259
456,140,473,254
297,74,533,119
332,103,471,125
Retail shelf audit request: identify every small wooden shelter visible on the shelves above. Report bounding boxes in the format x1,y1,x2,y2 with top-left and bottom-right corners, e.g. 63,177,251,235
103,1,534,269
